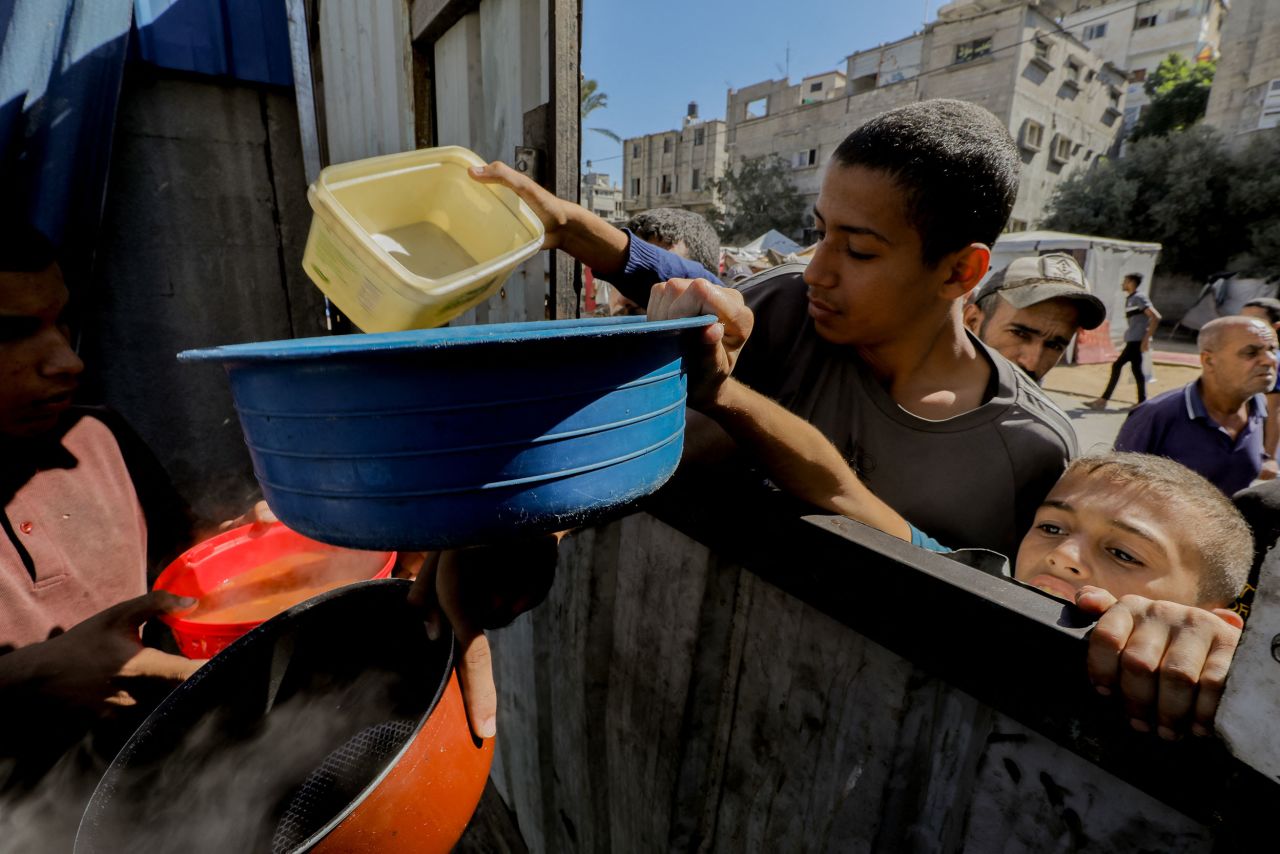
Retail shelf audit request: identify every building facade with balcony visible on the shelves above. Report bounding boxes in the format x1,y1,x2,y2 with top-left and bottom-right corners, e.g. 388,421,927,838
723,0,1127,237
621,105,729,218
1204,0,1280,144
1060,0,1228,134
581,171,625,223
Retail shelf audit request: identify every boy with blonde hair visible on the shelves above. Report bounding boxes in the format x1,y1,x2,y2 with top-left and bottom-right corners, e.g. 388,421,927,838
650,277,1249,741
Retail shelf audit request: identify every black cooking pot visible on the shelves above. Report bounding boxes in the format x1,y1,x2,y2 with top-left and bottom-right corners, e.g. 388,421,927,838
75,579,492,853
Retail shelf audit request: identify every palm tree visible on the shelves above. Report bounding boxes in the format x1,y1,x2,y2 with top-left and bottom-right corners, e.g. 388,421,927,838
581,78,621,144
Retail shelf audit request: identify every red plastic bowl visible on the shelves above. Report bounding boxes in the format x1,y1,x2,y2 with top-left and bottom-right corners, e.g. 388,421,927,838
155,522,395,658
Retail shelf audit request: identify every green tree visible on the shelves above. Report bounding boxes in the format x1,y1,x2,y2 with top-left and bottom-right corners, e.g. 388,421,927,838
1129,54,1215,141
580,78,621,144
707,155,807,244
1228,130,1280,276
1044,126,1280,279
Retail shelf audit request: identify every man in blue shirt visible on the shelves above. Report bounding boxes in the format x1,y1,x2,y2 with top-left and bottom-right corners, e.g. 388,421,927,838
1115,316,1279,495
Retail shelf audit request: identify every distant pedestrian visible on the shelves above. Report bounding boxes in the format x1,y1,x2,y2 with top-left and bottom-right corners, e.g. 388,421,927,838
1240,297,1280,479
1086,273,1160,409
1114,316,1279,495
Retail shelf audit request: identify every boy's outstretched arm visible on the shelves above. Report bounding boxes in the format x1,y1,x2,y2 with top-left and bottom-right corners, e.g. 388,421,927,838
704,380,913,542
649,278,912,543
469,161,629,273
1076,586,1244,740
467,162,717,305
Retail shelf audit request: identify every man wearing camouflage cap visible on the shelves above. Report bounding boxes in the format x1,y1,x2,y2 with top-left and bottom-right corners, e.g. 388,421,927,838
963,253,1107,383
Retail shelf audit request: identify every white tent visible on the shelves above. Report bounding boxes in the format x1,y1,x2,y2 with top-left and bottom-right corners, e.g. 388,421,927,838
739,229,802,257
986,230,1162,345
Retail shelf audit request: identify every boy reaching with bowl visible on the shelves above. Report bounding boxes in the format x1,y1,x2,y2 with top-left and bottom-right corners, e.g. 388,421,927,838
649,277,1249,743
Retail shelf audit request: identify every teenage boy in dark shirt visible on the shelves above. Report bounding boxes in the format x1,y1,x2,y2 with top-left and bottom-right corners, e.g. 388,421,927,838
471,99,1076,557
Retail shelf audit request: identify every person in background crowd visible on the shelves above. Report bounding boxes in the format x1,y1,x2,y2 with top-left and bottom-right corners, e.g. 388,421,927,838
605,208,721,316
963,253,1106,383
1087,273,1159,410
1239,296,1280,479
1115,316,1279,496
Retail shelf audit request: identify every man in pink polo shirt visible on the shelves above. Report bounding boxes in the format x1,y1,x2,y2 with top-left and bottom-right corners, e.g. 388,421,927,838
0,221,201,776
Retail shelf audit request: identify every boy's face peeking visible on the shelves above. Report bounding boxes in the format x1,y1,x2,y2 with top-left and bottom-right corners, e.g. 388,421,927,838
803,165,960,348
1013,470,1206,607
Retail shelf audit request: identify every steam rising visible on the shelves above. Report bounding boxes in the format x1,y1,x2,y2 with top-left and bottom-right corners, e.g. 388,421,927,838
79,668,416,853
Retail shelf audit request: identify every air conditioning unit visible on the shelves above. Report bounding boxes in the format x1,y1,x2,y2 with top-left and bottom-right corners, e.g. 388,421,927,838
1050,133,1072,164
1020,119,1045,152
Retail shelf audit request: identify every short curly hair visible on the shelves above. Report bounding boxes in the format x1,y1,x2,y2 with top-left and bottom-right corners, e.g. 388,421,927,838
626,208,721,273
831,99,1019,267
1063,452,1253,607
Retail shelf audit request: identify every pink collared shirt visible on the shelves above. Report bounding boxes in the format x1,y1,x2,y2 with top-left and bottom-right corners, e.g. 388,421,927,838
1,414,148,649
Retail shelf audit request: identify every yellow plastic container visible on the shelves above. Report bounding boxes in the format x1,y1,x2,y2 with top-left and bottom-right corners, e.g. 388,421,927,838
302,147,545,332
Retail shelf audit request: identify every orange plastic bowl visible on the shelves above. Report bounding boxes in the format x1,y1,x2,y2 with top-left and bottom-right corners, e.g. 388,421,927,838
155,522,395,658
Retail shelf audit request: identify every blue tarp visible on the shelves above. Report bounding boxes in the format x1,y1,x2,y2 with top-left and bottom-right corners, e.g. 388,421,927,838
133,0,292,87
0,0,292,269
0,0,134,250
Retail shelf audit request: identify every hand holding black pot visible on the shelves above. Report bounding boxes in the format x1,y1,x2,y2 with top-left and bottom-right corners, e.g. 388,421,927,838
406,533,560,740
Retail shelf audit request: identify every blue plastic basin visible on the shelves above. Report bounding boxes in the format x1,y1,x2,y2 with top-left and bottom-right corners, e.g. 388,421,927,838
179,315,715,550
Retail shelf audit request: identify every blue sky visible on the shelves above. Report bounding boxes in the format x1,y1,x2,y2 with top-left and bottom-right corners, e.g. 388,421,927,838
581,1,939,183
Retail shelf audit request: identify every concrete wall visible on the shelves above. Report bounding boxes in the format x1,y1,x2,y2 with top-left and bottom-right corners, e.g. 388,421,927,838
81,70,323,522
1204,0,1280,145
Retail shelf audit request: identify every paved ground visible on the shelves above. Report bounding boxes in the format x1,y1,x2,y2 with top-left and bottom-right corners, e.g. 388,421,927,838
1045,390,1129,453
1042,352,1203,453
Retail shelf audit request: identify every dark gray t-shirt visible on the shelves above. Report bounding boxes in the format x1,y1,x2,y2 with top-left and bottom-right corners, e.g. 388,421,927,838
1123,291,1154,342
733,265,1078,557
